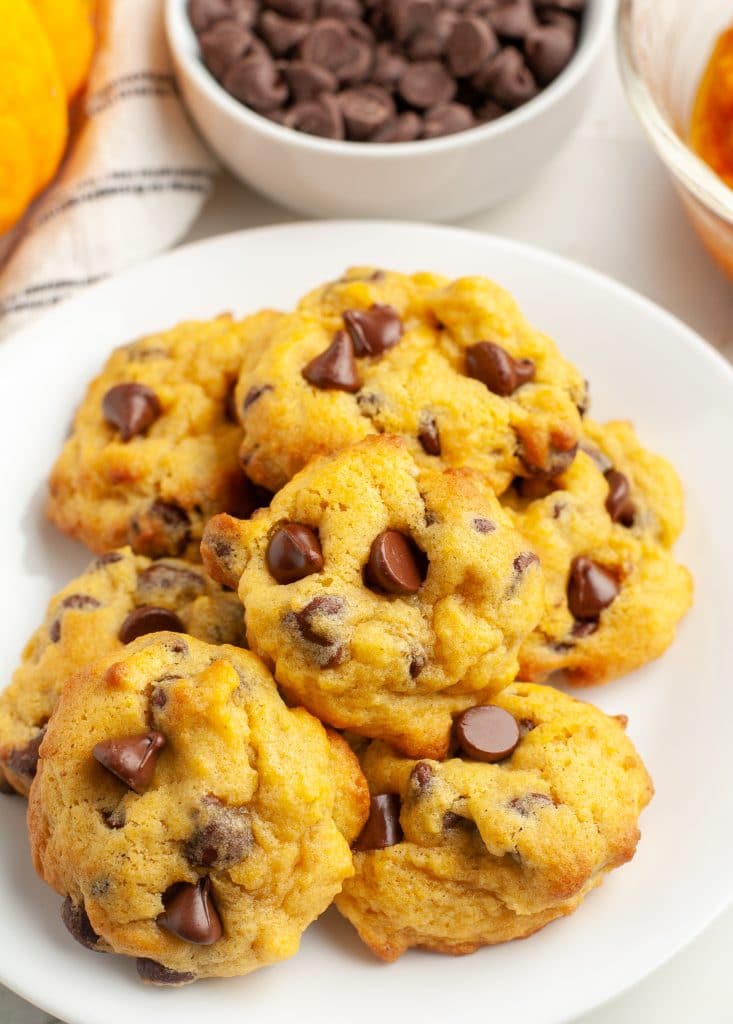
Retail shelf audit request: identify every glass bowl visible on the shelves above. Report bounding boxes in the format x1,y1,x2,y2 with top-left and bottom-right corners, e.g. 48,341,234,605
617,0,733,281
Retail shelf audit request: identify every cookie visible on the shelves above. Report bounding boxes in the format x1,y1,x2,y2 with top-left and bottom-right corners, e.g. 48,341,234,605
28,633,368,984
235,268,587,494
47,313,279,561
202,435,544,758
335,682,653,960
502,421,692,685
0,548,245,796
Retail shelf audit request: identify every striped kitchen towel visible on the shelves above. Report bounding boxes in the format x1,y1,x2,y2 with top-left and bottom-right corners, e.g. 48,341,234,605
0,0,218,339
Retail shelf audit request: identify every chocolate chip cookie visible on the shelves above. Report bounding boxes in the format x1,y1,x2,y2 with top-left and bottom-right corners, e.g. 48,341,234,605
235,268,587,494
0,548,245,796
335,682,653,960
28,634,368,983
47,312,279,561
202,435,544,758
503,420,692,685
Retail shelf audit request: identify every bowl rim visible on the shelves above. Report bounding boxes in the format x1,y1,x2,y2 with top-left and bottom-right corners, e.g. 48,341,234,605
165,0,616,159
616,0,733,224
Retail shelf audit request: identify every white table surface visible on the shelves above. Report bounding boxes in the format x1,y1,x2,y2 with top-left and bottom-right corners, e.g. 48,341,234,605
3,41,733,1024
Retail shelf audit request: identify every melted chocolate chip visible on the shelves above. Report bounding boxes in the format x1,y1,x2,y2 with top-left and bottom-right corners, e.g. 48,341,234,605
243,383,274,411
94,552,124,568
184,801,253,869
136,958,196,986
472,517,496,533
409,651,427,677
343,304,403,355
513,551,539,574
571,618,599,639
465,341,535,396
454,705,520,762
567,556,619,621
605,469,635,526
49,594,101,642
293,595,345,645
157,878,222,945
302,331,360,391
353,794,403,851
267,523,324,583
101,806,126,830
418,412,441,455
102,383,161,442
517,717,536,737
93,732,166,793
410,761,434,789
508,792,554,817
137,562,205,599
366,530,425,595
129,501,191,559
5,728,46,785
61,897,102,951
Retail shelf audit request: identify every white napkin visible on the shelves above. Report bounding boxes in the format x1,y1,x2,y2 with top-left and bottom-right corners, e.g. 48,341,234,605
0,0,218,339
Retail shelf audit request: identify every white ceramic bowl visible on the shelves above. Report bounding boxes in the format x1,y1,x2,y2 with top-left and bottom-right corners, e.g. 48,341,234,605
165,0,616,220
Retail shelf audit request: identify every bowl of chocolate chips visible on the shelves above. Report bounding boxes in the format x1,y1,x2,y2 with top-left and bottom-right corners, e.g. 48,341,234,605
166,0,614,218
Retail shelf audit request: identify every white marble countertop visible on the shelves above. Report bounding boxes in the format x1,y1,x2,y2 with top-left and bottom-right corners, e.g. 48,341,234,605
3,40,733,1024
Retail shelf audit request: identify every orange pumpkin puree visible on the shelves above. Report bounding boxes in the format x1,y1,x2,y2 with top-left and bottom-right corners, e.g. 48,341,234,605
690,25,733,189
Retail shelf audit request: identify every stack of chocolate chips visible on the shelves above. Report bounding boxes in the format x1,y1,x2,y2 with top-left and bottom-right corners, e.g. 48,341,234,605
188,0,585,142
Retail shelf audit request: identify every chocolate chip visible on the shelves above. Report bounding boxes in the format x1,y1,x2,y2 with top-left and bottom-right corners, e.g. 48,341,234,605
474,45,538,108
101,806,126,829
184,801,252,869
423,100,475,137
285,93,345,136
525,23,575,84
93,732,166,793
605,470,635,527
410,761,434,789
188,0,234,32
321,0,362,15
472,517,496,533
408,10,458,59
399,59,456,107
129,501,191,559
302,331,360,390
339,85,395,140
136,958,196,986
269,0,317,18
514,475,557,500
137,562,205,601
443,810,477,833
513,551,539,574
465,341,535,395
6,728,46,785
157,878,222,945
49,594,101,642
200,19,254,79
409,651,427,677
372,42,407,86
454,705,520,762
509,792,553,817
259,11,309,55
517,717,536,736
487,0,537,40
61,897,102,951
282,60,338,100
224,53,288,110
299,18,354,74
343,304,403,355
418,412,441,455
567,556,619,621
102,383,161,442
387,0,435,42
93,551,124,568
447,15,499,76
477,98,506,121
266,522,323,583
293,595,345,644
353,794,403,851
118,606,185,644
242,383,274,412
366,529,425,595
371,111,423,141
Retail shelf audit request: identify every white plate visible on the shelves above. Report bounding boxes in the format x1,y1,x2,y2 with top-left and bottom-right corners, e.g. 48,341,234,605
1,222,732,1024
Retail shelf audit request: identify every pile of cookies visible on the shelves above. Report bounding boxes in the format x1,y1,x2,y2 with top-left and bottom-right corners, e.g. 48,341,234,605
0,268,691,984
